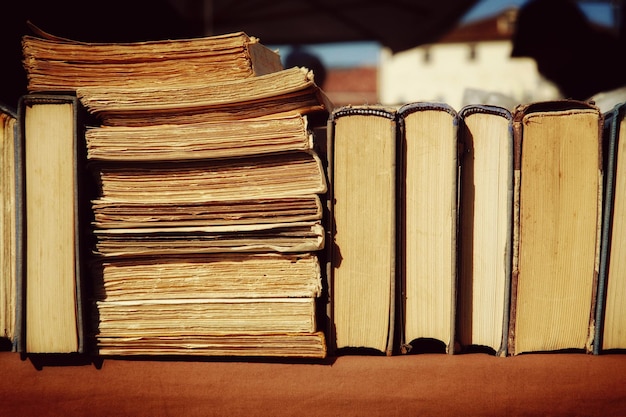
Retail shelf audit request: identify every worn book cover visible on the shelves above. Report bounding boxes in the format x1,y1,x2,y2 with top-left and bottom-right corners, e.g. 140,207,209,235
595,101,626,353
509,99,602,355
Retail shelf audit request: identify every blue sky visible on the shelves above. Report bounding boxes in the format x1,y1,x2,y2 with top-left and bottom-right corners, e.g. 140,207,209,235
271,0,616,68
465,0,614,24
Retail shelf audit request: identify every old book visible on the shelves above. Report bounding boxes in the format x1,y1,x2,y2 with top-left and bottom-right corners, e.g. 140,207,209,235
93,221,325,257
93,151,327,203
595,102,626,353
91,195,323,229
85,114,316,162
0,103,17,350
17,94,88,354
457,105,513,356
96,332,327,358
96,298,318,337
329,106,398,355
399,102,458,354
75,67,332,126
92,252,326,358
22,27,283,92
93,253,322,301
509,100,602,356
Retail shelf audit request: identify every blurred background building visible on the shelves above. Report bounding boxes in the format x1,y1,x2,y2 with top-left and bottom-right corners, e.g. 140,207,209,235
285,0,620,110
378,8,559,111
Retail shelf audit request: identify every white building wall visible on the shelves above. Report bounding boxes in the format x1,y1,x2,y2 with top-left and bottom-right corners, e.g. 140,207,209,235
379,40,561,111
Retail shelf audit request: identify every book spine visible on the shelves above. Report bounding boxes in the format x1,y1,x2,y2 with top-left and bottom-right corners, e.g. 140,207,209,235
594,104,623,354
14,100,25,355
508,118,524,356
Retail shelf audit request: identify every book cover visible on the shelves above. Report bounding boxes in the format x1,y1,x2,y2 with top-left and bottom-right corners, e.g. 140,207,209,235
509,99,602,355
595,101,626,353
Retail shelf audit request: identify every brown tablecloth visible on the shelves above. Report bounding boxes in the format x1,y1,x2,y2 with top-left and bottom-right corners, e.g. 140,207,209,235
1,351,625,416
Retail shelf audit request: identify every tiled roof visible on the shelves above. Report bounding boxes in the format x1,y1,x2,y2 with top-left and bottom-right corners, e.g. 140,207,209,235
437,8,518,44
323,66,378,106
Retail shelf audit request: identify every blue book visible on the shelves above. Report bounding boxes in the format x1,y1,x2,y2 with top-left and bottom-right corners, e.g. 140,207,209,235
595,102,626,354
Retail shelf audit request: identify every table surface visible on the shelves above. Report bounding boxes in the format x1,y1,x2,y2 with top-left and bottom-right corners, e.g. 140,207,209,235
1,351,625,417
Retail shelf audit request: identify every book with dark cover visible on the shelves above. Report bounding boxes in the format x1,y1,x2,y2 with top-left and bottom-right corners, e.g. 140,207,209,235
595,101,626,354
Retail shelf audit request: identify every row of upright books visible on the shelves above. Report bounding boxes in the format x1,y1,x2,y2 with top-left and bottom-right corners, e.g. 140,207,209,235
1,27,625,360
329,100,626,357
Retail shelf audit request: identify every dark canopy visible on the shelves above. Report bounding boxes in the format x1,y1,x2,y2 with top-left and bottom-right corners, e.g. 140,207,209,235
0,0,478,106
196,0,479,53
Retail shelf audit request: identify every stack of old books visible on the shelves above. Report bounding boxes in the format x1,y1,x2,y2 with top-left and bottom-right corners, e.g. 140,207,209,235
22,27,332,358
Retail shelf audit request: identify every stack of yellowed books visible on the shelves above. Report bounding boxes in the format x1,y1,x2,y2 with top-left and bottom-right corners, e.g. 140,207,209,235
22,27,332,358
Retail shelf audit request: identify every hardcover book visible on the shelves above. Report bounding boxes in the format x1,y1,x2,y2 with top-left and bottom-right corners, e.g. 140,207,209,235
508,100,602,355
398,102,458,354
0,103,17,351
595,102,626,353
17,94,89,354
457,104,513,356
329,105,398,355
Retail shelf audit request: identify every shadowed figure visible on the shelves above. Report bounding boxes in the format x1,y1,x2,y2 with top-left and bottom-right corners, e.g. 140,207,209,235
285,46,327,88
511,0,626,105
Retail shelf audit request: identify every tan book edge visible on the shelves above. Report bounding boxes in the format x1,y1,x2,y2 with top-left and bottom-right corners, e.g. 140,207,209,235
457,104,513,357
23,24,283,91
94,151,327,204
96,332,327,358
93,252,322,301
0,105,17,350
329,105,397,356
509,100,602,356
85,113,314,162
96,297,318,334
91,195,323,229
18,94,86,354
93,221,325,257
94,298,323,357
398,102,458,355
75,67,332,127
